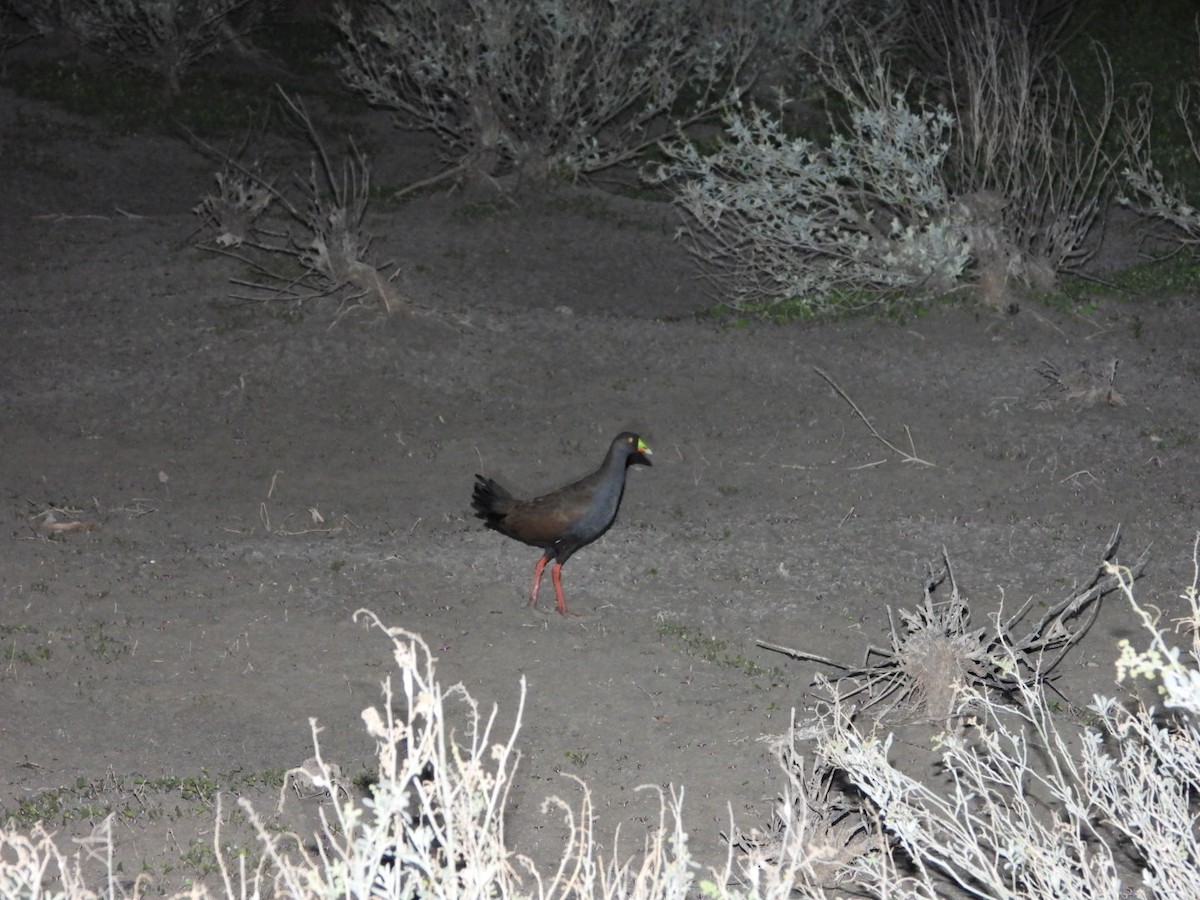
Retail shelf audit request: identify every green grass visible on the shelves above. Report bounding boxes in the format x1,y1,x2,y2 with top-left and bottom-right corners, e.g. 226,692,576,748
1108,254,1200,295
1060,254,1200,301
1,623,53,668
0,768,287,830
1142,425,1198,450
689,288,935,326
563,749,591,767
657,624,785,681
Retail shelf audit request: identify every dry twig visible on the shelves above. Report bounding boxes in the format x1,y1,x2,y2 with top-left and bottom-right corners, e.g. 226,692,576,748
813,366,935,467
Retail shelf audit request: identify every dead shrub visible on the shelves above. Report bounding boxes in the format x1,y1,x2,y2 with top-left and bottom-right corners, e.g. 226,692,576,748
192,91,408,317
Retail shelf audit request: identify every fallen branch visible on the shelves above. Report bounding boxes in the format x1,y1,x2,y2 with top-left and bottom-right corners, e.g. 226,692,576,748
814,366,935,467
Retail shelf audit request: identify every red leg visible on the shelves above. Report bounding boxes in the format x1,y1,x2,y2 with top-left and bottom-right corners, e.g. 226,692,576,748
551,562,567,615
528,554,550,608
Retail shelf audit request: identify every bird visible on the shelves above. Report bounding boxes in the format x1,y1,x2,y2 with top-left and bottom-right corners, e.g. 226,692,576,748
471,432,652,615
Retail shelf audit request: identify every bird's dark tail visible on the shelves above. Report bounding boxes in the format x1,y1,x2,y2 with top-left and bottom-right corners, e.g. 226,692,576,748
471,475,514,524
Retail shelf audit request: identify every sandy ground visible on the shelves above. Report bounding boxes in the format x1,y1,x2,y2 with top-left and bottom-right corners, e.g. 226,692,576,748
1,59,1199,894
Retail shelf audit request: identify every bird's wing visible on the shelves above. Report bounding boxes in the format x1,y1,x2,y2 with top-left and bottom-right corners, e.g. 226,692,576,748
500,489,590,545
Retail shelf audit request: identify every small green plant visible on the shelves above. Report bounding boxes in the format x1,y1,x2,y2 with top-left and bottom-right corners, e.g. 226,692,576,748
563,749,590,767
79,619,130,662
2,643,52,665
179,838,222,876
1143,425,1198,449
657,624,779,679
1,624,53,668
0,768,285,830
1113,255,1200,295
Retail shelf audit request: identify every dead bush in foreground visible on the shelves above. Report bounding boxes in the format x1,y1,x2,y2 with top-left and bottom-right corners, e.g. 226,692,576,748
8,536,1200,900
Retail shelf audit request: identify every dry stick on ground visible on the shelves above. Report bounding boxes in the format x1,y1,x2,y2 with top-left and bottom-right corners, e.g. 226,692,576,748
813,366,936,467
758,525,1148,719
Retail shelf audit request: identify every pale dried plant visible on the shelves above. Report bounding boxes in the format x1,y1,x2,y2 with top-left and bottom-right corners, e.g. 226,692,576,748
1119,27,1200,248
193,92,407,316
726,726,877,897
0,609,723,899
765,536,1200,900
245,610,527,899
906,0,1120,301
658,2,1123,315
710,0,902,105
1080,538,1200,898
334,0,756,191
735,0,845,99
192,167,273,249
7,541,1200,900
1112,532,1200,715
1035,357,1126,409
653,44,970,316
0,817,131,899
808,682,1126,898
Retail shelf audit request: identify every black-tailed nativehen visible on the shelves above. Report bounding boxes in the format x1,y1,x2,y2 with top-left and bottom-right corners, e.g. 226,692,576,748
471,432,652,615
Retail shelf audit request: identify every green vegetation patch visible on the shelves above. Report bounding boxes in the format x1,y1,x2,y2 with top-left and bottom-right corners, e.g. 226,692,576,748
1,767,286,830
657,623,784,681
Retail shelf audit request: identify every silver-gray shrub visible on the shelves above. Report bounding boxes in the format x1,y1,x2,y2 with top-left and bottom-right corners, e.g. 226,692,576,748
654,62,970,314
333,0,757,188
659,1,1121,315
